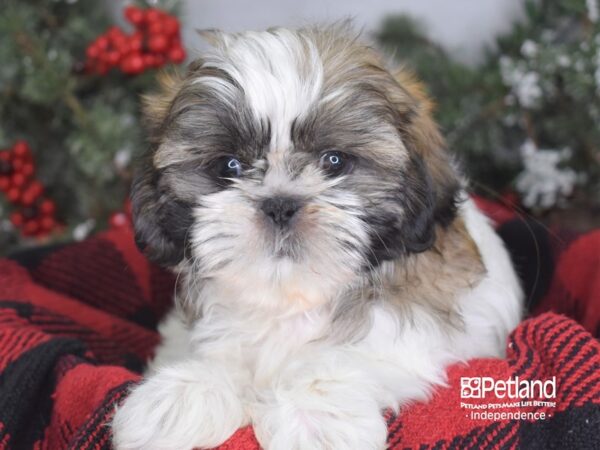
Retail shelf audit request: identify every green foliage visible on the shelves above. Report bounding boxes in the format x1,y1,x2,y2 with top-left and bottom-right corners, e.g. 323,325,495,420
0,0,179,252
376,0,600,207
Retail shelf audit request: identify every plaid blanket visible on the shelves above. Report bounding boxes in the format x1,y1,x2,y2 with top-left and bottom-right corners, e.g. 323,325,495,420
0,203,599,449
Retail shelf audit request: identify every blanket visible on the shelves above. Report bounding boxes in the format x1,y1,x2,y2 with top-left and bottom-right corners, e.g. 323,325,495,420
0,202,599,449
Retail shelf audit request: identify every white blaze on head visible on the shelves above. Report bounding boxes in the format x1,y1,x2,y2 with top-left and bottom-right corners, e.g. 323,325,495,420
196,29,324,152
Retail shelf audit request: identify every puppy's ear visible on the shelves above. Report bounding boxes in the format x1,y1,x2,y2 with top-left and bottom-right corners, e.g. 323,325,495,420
393,69,461,254
130,161,194,266
131,71,193,266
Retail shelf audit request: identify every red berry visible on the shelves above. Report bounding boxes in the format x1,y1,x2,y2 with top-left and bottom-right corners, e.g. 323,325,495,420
154,54,166,67
21,163,34,178
86,44,100,60
11,173,26,187
167,45,186,63
163,17,180,36
107,26,124,38
0,151,10,162
11,158,24,171
20,191,36,206
40,216,56,231
111,35,129,53
13,141,30,158
124,6,144,26
27,181,44,198
120,53,145,74
129,33,144,52
145,8,162,24
148,34,169,53
7,187,20,203
10,212,24,227
109,212,129,228
148,21,164,36
23,220,39,236
107,50,121,66
40,199,56,215
96,36,110,50
0,176,10,191
143,53,156,68
96,61,110,75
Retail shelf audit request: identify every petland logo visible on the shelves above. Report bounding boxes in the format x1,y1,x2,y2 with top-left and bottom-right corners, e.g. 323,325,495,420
461,376,557,399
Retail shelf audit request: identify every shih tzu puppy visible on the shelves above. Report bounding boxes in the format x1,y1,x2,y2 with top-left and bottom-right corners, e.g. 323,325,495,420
112,25,523,450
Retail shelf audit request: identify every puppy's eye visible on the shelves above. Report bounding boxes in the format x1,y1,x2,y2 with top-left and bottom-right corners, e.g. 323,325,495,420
214,156,243,179
319,151,352,177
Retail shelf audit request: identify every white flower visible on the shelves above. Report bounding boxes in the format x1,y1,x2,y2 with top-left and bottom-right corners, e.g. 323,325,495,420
516,140,578,209
556,55,571,67
515,72,542,108
73,219,96,241
114,148,132,170
499,58,542,108
521,40,538,58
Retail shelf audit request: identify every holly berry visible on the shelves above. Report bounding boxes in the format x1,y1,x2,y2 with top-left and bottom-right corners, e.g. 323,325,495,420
1,141,60,239
148,34,169,53
13,141,30,158
0,177,9,191
163,17,180,36
125,6,145,26
23,220,39,236
12,159,24,171
40,216,56,231
109,212,130,228
10,212,24,227
145,8,163,24
83,7,185,76
121,53,145,74
40,199,56,215
6,187,20,203
168,45,186,63
22,163,35,178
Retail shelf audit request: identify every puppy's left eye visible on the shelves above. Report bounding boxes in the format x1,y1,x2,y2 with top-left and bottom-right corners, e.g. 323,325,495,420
214,156,243,179
319,151,352,177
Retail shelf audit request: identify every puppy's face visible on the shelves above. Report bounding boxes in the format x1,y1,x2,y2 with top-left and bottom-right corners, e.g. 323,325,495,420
132,27,460,310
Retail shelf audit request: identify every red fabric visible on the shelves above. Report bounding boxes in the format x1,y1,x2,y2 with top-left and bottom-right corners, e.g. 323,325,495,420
0,214,599,449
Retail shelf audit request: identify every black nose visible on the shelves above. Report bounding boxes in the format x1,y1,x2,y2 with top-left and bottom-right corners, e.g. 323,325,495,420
261,197,301,227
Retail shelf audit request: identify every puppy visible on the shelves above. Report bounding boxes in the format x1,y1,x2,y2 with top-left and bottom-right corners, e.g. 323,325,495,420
112,25,523,450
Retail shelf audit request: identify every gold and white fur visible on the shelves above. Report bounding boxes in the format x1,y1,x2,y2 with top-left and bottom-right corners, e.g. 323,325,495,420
112,25,523,450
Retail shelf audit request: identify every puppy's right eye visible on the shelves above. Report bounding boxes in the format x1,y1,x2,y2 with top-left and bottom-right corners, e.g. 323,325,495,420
213,156,243,179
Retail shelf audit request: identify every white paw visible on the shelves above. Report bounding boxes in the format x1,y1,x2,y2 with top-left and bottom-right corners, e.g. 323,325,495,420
253,378,388,450
111,361,247,450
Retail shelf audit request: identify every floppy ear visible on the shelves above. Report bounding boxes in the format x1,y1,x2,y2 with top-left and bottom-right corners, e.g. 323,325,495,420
393,69,461,254
130,162,195,266
130,71,194,266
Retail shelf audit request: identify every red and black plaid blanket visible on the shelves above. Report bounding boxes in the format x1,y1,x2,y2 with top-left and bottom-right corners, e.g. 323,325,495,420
0,201,599,450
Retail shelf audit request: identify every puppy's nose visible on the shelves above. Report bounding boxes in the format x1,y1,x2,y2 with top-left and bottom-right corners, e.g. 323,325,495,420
261,197,301,227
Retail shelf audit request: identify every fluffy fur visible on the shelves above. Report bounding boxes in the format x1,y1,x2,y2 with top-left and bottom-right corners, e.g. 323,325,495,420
112,25,523,450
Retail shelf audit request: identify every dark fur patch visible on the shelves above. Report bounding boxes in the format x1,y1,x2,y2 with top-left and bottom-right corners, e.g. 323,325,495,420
130,66,272,266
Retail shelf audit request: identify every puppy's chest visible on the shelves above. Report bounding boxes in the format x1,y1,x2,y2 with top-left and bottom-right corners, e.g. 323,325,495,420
194,308,331,380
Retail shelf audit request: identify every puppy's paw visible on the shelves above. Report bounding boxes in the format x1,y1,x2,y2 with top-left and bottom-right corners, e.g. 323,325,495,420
111,361,246,450
253,378,388,450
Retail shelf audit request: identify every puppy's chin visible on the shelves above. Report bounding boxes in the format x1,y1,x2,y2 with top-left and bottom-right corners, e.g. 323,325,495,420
192,252,361,314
